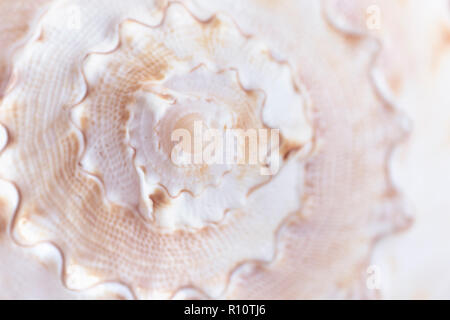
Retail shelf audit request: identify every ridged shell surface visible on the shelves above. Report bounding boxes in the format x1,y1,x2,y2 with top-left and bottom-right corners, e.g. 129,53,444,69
0,0,448,299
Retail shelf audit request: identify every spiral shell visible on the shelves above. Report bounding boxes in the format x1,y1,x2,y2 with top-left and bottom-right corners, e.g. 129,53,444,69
2,0,449,299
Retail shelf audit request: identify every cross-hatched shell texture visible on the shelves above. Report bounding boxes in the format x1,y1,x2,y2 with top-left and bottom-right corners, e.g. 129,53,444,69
0,0,427,299
0,0,53,97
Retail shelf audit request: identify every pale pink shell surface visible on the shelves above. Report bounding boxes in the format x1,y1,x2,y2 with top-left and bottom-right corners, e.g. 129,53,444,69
0,0,449,299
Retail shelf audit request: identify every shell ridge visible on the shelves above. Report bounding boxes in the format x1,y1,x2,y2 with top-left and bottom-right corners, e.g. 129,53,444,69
320,0,413,297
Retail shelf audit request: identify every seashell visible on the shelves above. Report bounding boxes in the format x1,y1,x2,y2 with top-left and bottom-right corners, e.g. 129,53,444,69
0,0,52,98
0,0,448,299
323,0,450,299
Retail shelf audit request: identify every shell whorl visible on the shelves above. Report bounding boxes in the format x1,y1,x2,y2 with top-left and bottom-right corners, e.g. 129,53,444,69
0,0,412,299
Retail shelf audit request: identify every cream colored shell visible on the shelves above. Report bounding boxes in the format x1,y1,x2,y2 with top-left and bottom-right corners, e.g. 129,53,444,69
0,0,448,299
